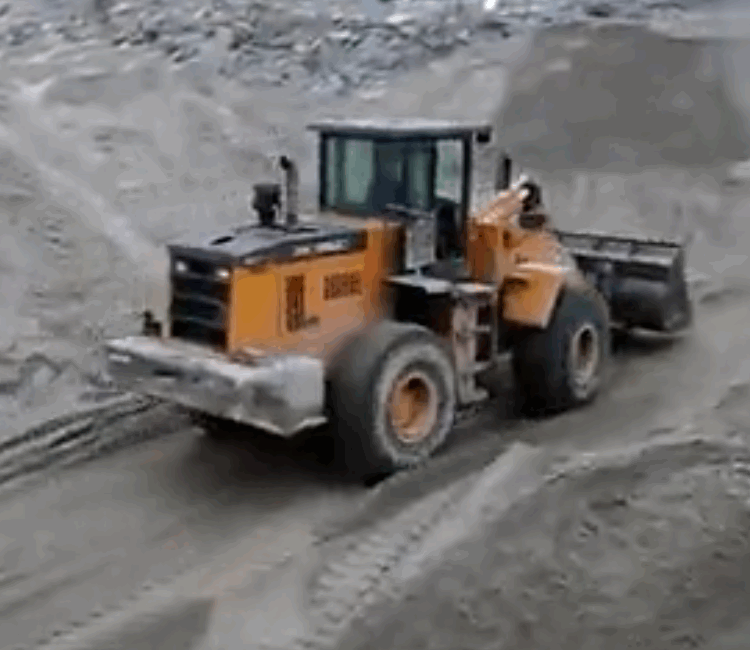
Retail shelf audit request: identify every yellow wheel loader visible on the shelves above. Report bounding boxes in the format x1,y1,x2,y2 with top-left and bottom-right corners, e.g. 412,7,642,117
104,119,692,475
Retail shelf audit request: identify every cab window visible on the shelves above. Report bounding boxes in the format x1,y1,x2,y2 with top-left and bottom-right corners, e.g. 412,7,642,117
322,135,465,215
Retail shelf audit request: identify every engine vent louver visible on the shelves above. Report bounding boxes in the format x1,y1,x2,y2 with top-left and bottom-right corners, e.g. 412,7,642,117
169,256,229,349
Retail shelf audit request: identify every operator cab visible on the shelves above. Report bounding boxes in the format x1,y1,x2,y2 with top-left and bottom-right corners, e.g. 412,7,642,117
306,118,495,261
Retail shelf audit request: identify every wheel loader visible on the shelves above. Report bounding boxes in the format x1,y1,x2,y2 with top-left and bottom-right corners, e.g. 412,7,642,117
104,118,692,474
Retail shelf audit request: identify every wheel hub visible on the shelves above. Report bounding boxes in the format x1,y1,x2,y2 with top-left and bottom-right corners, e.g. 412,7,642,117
388,371,439,444
570,323,600,392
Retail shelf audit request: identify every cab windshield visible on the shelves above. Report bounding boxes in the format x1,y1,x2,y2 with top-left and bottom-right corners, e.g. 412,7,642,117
321,135,465,215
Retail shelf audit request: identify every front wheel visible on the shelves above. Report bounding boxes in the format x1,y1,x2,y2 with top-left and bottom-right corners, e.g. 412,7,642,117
512,285,610,414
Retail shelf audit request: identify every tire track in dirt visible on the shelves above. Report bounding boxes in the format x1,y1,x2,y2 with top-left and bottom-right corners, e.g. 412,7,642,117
0,395,189,502
332,429,750,650
295,443,542,650
298,486,473,650
41,521,318,650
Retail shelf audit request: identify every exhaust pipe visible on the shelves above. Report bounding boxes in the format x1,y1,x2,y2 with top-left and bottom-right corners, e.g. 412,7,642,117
279,155,299,228
496,153,512,192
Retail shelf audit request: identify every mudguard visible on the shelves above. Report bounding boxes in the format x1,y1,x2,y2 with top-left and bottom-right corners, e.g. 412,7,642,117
502,262,568,330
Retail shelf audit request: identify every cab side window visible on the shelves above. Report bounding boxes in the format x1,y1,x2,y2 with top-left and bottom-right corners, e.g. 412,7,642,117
324,137,376,210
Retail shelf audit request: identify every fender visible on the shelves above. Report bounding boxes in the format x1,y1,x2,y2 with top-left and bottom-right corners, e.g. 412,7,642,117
502,262,572,330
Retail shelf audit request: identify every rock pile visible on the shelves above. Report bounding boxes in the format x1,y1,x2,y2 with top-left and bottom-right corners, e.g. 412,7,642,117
0,0,695,97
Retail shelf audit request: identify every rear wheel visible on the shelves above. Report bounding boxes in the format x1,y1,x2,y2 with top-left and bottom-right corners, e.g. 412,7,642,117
327,321,457,478
512,285,610,414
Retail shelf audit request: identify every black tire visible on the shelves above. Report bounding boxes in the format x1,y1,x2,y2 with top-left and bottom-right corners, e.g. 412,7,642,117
327,321,457,477
512,285,610,415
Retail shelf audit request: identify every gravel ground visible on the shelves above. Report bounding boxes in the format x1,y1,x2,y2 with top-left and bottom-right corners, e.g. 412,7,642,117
334,423,750,650
14,282,750,650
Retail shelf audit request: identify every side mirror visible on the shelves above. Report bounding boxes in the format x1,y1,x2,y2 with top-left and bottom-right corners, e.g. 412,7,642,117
495,153,512,191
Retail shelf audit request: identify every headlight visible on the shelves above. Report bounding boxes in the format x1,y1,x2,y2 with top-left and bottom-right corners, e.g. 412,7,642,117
174,260,188,274
216,268,231,280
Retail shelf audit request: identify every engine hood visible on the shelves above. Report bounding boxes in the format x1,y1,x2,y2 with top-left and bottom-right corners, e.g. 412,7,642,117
167,219,366,267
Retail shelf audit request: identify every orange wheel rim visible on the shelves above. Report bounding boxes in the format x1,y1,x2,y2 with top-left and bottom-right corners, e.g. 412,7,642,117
388,371,439,444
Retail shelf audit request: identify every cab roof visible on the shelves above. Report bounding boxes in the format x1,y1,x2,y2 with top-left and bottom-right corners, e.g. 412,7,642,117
306,117,493,140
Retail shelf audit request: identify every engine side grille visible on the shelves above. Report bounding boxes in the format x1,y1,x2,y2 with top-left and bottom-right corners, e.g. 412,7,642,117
171,320,227,349
171,295,224,323
169,256,230,349
172,276,231,303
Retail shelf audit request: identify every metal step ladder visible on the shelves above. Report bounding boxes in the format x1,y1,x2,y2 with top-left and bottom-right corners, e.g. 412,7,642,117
451,283,498,406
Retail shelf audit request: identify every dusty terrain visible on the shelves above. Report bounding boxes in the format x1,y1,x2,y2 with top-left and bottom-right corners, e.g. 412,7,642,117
335,429,750,650
0,0,749,649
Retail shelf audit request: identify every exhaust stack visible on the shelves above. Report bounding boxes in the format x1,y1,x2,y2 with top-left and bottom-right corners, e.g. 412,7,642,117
279,156,299,228
496,153,512,192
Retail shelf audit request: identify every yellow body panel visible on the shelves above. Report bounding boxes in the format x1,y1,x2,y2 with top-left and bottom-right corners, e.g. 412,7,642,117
227,219,396,360
230,270,278,347
466,186,572,329
502,263,567,329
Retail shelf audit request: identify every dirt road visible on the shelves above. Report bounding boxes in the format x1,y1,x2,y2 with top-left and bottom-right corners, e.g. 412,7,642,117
0,269,746,650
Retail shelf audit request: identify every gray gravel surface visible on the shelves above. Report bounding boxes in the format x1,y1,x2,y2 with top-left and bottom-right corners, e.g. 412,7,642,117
333,430,750,650
18,272,748,650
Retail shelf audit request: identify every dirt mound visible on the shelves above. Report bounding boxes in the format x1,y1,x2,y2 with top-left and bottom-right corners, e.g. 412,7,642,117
0,45,280,354
497,22,750,173
335,422,750,650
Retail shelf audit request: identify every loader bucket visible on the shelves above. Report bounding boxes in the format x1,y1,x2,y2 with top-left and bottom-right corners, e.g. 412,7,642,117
555,230,692,333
